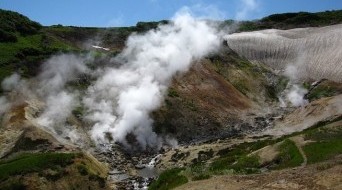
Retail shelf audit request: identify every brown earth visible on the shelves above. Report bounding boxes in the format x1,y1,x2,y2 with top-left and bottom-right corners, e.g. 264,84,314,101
175,156,342,190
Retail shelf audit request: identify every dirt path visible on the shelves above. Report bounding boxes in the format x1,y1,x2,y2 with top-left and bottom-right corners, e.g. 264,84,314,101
290,136,308,167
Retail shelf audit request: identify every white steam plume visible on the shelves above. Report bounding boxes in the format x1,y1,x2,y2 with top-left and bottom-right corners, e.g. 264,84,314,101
0,96,10,116
1,73,21,91
35,54,90,143
84,9,221,148
0,54,90,144
37,54,89,95
282,54,309,107
36,91,77,132
0,8,223,149
285,85,308,107
1,73,34,118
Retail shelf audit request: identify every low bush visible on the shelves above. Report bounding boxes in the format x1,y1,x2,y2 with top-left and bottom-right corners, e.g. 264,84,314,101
149,168,188,190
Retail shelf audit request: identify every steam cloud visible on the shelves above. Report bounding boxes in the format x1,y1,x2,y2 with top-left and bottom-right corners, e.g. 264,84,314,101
0,96,10,116
0,9,221,149
282,56,308,107
84,10,221,148
35,54,89,139
236,0,259,20
0,54,90,144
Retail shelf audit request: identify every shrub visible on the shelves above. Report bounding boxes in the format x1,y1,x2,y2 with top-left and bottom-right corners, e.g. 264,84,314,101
149,168,188,190
0,9,42,36
0,29,17,42
192,174,211,181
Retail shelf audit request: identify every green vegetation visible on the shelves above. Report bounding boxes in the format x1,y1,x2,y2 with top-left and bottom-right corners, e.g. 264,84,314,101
272,139,304,169
161,119,341,186
276,77,289,94
136,20,168,32
0,153,76,181
210,147,247,172
0,9,42,42
210,146,261,174
237,10,342,31
0,179,26,190
187,163,211,181
149,168,188,190
0,27,78,82
168,88,179,98
229,155,260,174
307,84,337,101
72,106,85,118
77,164,89,176
0,9,101,83
185,99,197,111
303,124,342,164
209,157,234,173
159,117,341,186
304,140,342,164
182,148,260,181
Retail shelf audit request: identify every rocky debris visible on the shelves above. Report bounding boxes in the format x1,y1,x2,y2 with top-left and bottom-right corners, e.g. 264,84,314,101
197,149,214,162
171,150,190,162
0,102,76,159
0,128,24,158
93,143,166,189
265,94,342,136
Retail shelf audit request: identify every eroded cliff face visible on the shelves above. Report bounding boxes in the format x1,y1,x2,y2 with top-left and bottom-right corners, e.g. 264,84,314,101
226,24,342,82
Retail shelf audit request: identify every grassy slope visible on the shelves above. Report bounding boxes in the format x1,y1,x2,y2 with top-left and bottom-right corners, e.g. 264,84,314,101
149,168,188,190
0,152,108,189
0,10,167,82
303,123,342,164
0,152,75,181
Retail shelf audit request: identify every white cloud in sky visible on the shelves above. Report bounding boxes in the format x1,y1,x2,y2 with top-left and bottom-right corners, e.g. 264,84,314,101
186,3,227,20
236,0,259,20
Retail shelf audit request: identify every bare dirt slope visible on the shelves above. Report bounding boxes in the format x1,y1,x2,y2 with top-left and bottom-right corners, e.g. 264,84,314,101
264,94,342,136
176,157,342,190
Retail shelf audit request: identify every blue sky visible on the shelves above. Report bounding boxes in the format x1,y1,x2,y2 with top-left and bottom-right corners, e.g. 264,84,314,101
1,0,341,27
